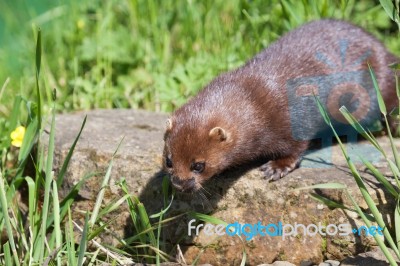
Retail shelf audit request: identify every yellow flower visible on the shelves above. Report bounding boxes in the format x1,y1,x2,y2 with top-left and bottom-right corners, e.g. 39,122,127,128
10,126,26,148
77,19,85,29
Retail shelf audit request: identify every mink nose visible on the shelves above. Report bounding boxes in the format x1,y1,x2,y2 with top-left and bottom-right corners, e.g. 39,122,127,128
171,176,196,192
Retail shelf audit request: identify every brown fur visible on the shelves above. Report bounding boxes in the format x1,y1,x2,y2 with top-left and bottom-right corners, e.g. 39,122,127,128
163,19,398,192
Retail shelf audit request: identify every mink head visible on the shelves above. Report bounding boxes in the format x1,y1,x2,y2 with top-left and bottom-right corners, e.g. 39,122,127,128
162,116,234,193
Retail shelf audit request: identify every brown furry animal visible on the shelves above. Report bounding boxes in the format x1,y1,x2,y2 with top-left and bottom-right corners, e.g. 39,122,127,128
163,19,398,192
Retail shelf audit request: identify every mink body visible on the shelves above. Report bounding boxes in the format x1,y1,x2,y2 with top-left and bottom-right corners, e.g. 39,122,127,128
163,19,398,192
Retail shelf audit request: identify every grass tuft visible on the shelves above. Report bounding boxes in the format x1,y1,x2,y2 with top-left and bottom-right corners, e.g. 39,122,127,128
308,63,400,265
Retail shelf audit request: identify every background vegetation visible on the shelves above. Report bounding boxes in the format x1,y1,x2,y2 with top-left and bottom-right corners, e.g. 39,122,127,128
1,0,400,265
0,0,399,116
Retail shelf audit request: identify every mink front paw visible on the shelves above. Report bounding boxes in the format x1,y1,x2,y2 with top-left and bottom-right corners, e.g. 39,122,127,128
260,156,300,182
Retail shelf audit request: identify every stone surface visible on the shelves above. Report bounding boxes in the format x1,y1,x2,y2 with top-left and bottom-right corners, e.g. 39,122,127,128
258,261,296,266
340,247,400,265
318,260,339,266
42,109,399,265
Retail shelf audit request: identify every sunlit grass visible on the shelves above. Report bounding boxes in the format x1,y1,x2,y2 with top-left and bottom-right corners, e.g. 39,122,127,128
0,0,397,116
0,27,178,266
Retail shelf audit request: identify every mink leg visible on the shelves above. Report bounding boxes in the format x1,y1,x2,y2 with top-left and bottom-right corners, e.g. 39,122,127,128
260,155,300,182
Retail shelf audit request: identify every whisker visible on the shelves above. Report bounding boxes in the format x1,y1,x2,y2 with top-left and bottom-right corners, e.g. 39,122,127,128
197,189,212,210
198,184,211,196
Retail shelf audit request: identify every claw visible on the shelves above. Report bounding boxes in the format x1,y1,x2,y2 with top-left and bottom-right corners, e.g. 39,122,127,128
260,157,299,182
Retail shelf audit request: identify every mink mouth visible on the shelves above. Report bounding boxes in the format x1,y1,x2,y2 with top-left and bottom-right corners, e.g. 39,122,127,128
170,175,199,193
173,185,198,193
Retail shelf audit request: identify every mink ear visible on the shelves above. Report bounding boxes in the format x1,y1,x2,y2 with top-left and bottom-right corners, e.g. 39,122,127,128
209,127,228,141
164,119,173,141
166,119,173,131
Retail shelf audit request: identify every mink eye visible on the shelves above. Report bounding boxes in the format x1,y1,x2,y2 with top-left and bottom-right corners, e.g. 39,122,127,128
166,157,173,168
191,162,205,173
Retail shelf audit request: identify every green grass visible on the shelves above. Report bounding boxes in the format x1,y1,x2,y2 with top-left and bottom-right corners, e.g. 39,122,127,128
0,0,399,116
0,27,178,265
301,66,400,265
1,0,400,265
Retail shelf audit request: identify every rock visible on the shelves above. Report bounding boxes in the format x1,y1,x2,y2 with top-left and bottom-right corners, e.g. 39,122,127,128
257,261,296,266
318,259,339,266
42,109,399,265
300,261,314,266
340,247,400,265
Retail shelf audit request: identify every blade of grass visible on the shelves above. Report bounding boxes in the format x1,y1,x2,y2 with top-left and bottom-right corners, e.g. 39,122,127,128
0,171,20,266
89,137,124,226
88,218,121,242
7,95,22,143
191,248,205,266
137,202,157,249
129,244,171,261
395,66,400,135
361,157,398,197
380,0,400,30
66,208,77,266
0,77,10,103
396,198,400,250
97,194,131,220
364,65,400,173
17,117,38,164
77,212,89,266
384,148,400,189
188,212,228,226
45,172,96,231
376,61,400,169
240,248,247,266
25,176,36,228
380,0,396,21
75,221,135,264
346,153,399,258
383,114,400,170
149,194,174,219
119,179,148,251
314,94,332,125
14,208,29,257
316,93,400,259
162,175,170,209
309,193,352,210
57,115,87,189
24,175,37,260
156,207,162,265
280,0,302,25
339,106,383,152
155,175,175,265
57,172,96,227
330,115,400,258
123,213,187,245
309,193,375,221
52,179,62,266
295,182,347,190
346,190,399,265
368,63,387,115
35,103,56,261
87,249,100,266
86,171,106,224
35,28,42,130
3,242,12,266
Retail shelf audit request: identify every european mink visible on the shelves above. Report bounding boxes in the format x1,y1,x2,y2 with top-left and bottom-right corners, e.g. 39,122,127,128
163,19,398,192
